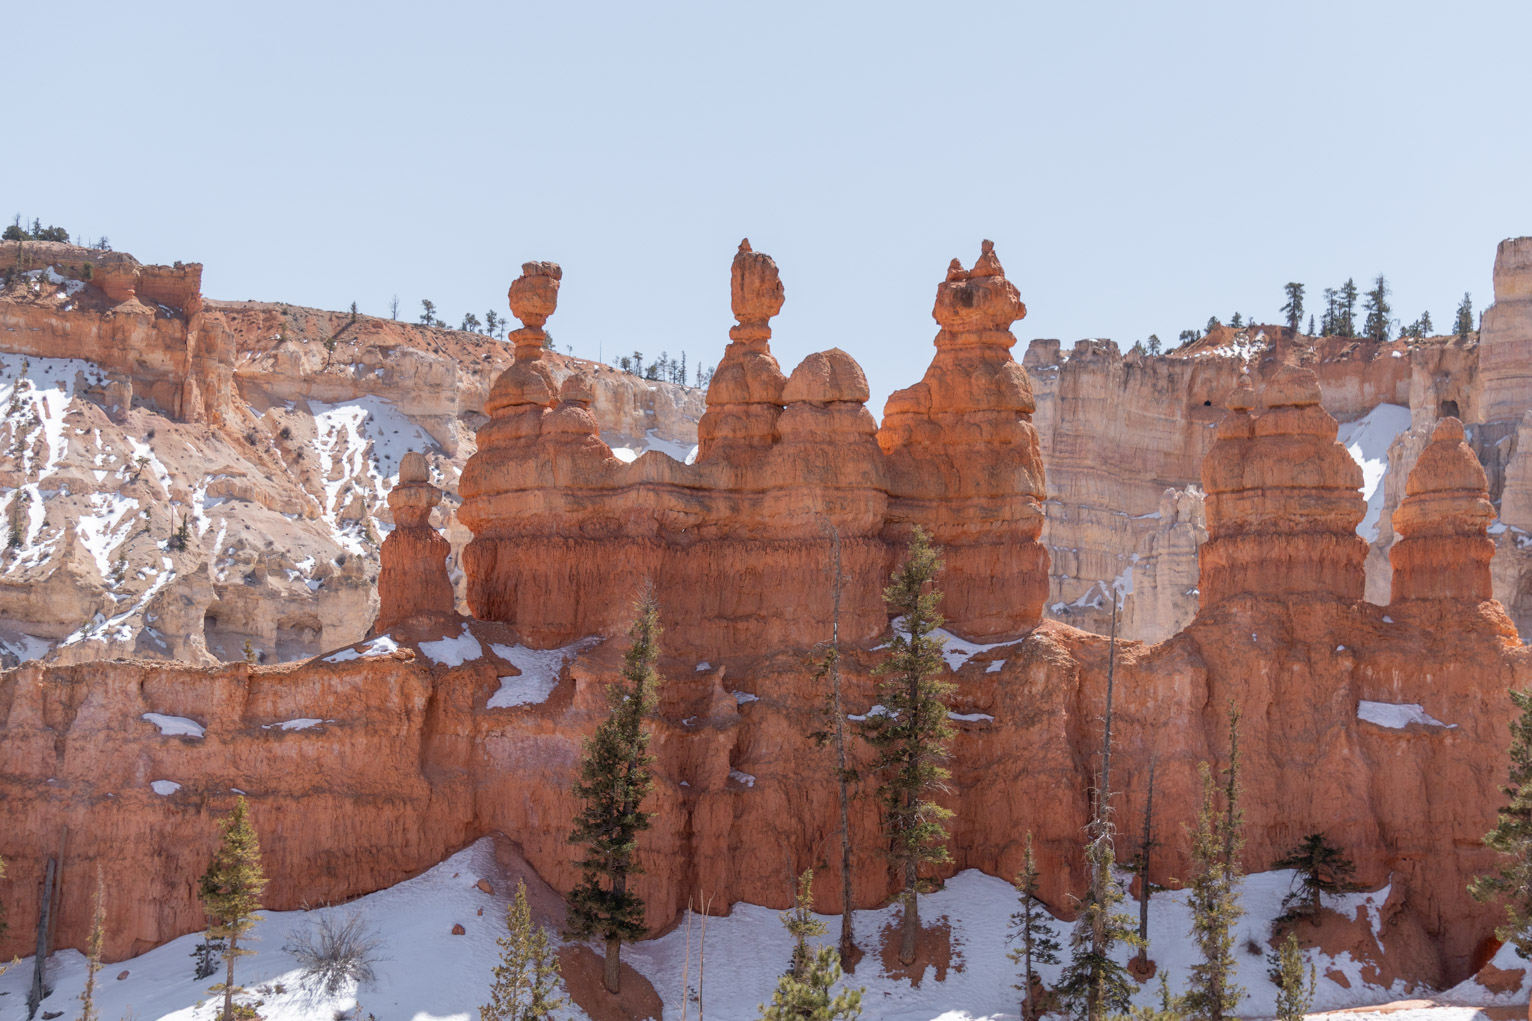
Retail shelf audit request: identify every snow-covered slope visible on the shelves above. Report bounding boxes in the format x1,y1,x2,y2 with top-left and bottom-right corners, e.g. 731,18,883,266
2,838,1520,1021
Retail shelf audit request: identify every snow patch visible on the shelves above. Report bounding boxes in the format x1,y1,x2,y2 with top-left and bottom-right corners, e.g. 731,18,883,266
1358,700,1456,729
418,625,483,667
486,635,601,708
149,780,181,796
1337,404,1412,542
141,712,205,738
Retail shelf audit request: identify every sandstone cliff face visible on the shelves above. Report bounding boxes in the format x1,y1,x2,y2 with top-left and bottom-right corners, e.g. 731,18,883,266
3,386,1525,989
0,243,703,667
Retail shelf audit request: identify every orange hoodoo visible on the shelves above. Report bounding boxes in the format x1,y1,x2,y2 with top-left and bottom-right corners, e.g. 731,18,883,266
1389,417,1496,602
1198,364,1368,607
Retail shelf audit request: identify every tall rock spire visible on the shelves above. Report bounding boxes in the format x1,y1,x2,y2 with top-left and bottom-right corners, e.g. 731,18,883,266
376,451,455,632
877,240,1049,636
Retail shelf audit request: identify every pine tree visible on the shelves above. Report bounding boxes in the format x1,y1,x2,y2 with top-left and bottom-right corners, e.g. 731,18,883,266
486,310,501,336
1362,274,1391,342
861,526,954,967
757,869,863,1021
808,523,857,963
1320,288,1338,335
1132,758,1159,967
1455,293,1475,340
1229,312,1243,329
1281,283,1305,332
1059,605,1142,1021
1178,708,1245,1021
198,796,267,1021
482,880,566,1021
1008,833,1061,1021
1470,688,1532,961
1271,833,1358,927
1307,314,1316,336
1419,310,1434,335
79,869,105,1021
565,592,663,994
1147,335,1161,356
1268,932,1315,1021
1337,279,1359,338
419,299,437,326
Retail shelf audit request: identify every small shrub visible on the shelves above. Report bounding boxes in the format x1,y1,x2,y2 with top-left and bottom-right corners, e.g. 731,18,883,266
279,426,292,441
285,911,386,996
1244,936,1262,956
191,932,226,981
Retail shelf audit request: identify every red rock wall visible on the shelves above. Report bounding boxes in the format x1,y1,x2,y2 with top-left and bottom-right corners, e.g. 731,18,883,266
2,242,1529,999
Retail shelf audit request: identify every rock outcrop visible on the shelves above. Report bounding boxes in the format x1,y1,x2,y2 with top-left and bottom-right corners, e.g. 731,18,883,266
3,241,1529,1004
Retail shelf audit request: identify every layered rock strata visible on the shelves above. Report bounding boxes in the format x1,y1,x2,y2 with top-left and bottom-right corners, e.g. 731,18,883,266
460,241,1046,658
1,241,1529,1000
1199,366,1367,607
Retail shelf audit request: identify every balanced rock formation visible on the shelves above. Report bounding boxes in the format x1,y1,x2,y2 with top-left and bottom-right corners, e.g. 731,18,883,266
694,240,788,464
376,451,455,631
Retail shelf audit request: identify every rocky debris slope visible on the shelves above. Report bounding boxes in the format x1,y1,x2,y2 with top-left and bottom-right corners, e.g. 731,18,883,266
2,249,1527,1002
0,241,704,666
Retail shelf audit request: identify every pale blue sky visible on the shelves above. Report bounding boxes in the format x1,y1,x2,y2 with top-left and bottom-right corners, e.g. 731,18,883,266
7,1,1528,411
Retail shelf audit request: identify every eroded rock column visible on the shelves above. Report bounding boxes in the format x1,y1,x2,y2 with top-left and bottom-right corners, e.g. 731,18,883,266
1390,417,1496,602
877,241,1049,637
1199,365,1368,606
377,451,455,631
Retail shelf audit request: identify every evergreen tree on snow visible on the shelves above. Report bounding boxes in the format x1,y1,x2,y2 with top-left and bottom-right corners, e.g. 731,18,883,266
1177,708,1245,1021
861,526,955,967
1271,833,1358,927
756,869,863,1021
565,592,663,994
1268,932,1316,1021
198,796,267,1021
1059,607,1142,1021
1008,833,1061,1021
482,880,566,1021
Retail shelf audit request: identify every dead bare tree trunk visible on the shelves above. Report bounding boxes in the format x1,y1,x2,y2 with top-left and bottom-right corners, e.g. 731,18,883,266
1135,756,1157,964
26,857,54,1019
